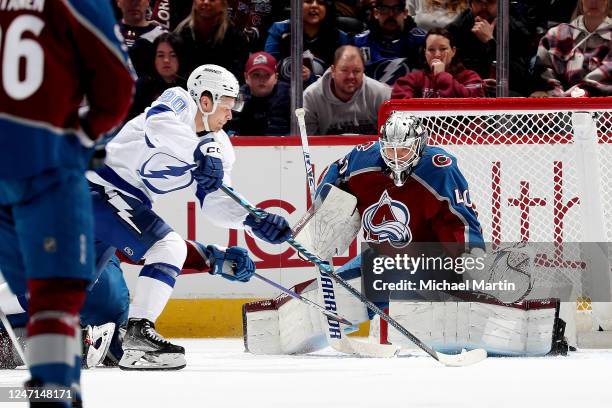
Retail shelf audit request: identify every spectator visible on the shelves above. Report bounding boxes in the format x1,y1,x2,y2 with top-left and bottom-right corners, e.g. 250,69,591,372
228,0,287,51
532,0,611,97
303,45,391,135
407,0,468,31
353,0,426,85
391,28,484,97
116,0,167,76
149,0,195,31
229,52,291,135
128,33,187,120
175,0,249,82
265,0,351,75
446,0,534,96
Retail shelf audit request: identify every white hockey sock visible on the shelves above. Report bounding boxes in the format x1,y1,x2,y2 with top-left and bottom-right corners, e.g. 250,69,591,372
129,263,179,323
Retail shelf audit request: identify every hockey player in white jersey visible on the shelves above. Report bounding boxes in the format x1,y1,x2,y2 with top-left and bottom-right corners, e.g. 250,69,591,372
87,64,292,370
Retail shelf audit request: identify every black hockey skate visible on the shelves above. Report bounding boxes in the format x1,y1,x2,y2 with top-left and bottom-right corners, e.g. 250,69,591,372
118,318,186,370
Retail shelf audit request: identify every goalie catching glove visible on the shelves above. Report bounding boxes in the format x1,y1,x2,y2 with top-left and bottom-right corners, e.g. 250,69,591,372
460,242,534,303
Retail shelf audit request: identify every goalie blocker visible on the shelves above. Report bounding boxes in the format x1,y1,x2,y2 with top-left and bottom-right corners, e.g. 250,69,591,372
243,278,569,356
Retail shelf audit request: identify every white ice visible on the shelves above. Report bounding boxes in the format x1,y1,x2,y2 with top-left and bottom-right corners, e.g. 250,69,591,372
1,339,611,407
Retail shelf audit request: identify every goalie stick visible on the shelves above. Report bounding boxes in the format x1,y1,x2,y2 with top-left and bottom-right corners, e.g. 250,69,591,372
253,273,352,326
294,109,399,358
294,108,316,204
221,184,487,366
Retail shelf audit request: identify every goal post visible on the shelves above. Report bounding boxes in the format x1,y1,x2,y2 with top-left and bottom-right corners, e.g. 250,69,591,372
378,97,612,347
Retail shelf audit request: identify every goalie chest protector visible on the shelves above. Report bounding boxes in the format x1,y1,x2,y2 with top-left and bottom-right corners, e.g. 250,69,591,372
319,142,484,252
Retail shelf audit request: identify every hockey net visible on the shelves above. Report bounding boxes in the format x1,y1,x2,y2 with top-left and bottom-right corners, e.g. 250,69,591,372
378,98,612,347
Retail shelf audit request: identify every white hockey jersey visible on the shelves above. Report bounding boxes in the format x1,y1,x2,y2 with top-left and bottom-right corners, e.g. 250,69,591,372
87,86,249,229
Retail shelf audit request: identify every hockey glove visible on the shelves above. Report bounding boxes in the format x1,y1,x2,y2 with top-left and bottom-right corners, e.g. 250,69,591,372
244,212,292,244
193,138,224,195
206,245,256,282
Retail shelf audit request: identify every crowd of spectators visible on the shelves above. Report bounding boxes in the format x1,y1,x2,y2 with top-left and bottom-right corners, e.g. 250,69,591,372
113,0,611,136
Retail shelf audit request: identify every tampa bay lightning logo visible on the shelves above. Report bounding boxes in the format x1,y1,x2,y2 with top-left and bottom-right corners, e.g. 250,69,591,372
366,58,411,86
362,190,412,248
139,153,197,194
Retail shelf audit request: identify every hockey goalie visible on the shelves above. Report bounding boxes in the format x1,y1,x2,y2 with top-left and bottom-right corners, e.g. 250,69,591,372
243,111,568,357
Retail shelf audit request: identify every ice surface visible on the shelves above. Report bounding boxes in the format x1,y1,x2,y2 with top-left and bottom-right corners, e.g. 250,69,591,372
1,338,611,407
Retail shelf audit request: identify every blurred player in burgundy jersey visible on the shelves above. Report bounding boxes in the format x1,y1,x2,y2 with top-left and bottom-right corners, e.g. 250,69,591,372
0,0,133,405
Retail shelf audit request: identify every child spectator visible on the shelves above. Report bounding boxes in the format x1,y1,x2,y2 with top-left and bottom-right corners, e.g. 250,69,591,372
392,28,484,97
229,52,291,136
407,0,468,30
265,0,351,77
175,0,249,82
532,0,611,97
128,33,187,120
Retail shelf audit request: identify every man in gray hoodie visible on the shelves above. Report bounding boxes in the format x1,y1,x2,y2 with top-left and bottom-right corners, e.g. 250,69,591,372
303,45,391,135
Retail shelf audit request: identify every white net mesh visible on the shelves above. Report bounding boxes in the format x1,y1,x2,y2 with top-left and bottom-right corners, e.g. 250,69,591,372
379,99,612,331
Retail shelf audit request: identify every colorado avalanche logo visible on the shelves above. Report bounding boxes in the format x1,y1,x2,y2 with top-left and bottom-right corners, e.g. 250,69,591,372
139,153,197,194
362,191,412,248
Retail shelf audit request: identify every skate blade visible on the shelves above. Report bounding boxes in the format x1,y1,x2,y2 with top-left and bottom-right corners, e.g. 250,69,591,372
119,349,186,371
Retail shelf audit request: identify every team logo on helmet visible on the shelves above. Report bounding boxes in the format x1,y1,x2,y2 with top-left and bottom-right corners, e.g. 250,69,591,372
139,153,197,194
362,191,412,248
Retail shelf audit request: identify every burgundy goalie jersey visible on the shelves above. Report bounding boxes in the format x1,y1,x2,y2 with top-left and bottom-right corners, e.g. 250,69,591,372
317,141,485,254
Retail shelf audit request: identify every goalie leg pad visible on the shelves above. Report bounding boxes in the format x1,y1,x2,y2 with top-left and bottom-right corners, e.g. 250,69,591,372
386,298,559,356
243,276,369,355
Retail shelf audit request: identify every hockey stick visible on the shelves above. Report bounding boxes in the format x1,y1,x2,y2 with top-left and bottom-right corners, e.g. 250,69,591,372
293,109,399,358
253,273,352,326
294,108,316,204
222,184,487,366
0,307,27,366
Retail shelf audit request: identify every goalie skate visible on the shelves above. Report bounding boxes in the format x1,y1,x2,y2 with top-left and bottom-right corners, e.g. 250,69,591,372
119,318,186,371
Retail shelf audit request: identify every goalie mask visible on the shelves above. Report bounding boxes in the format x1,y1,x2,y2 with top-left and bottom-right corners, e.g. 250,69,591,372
187,64,244,131
379,112,428,186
